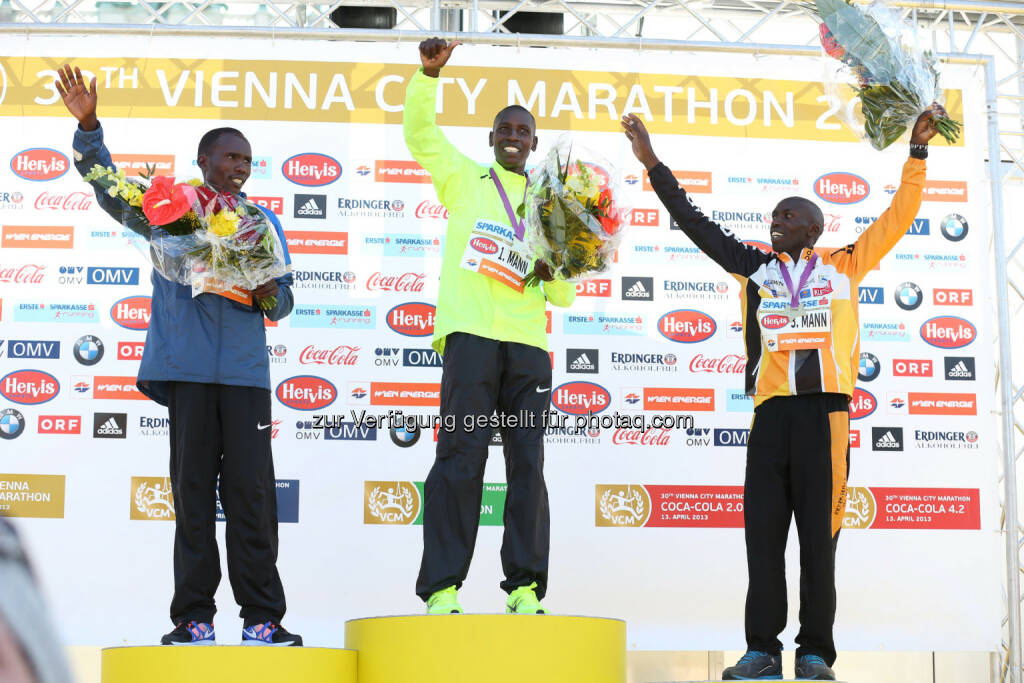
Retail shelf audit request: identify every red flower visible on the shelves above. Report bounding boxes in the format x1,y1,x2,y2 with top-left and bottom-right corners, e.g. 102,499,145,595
142,176,198,226
819,23,846,61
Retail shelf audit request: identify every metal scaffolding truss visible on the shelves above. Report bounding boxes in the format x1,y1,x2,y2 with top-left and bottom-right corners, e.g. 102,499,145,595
2,0,1024,681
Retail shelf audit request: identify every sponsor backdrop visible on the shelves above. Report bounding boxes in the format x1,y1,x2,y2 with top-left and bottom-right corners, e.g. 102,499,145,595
0,37,999,651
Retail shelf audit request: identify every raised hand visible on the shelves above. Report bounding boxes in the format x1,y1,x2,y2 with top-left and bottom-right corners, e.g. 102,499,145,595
54,64,98,131
419,38,462,78
910,103,949,146
621,114,660,171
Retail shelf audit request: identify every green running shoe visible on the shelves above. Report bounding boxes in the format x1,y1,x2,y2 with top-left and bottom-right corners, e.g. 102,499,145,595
505,582,547,614
426,586,463,614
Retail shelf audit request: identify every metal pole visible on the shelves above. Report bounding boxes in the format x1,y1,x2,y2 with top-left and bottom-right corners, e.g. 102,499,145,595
986,53,1022,683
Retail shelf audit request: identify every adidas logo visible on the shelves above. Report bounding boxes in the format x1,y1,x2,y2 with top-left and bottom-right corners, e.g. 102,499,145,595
97,417,123,436
625,280,650,299
948,360,972,378
570,353,596,371
297,198,323,216
875,431,900,448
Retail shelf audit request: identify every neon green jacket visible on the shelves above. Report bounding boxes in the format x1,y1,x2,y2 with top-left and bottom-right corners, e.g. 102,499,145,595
404,68,575,355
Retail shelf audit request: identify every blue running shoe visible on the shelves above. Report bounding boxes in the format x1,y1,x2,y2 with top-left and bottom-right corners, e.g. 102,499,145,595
795,654,836,680
241,621,303,646
161,621,215,645
722,650,783,680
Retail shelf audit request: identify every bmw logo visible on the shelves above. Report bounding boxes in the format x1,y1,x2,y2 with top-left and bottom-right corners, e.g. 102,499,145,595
858,352,880,382
0,409,25,440
940,214,968,242
390,423,421,447
894,282,922,311
73,334,104,366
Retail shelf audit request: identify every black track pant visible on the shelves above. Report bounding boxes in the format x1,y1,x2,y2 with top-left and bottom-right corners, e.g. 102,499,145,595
167,381,286,627
416,332,552,601
743,393,849,667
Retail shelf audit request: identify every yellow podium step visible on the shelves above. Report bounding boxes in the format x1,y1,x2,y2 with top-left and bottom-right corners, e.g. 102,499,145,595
101,646,357,683
345,614,626,683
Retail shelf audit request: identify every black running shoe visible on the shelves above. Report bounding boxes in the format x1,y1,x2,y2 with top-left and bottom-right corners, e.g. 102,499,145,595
722,650,783,679
160,621,215,645
241,621,303,646
795,654,836,680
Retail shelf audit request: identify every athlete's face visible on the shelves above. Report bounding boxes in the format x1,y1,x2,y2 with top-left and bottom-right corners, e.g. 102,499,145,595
489,111,537,173
198,133,252,195
770,198,821,257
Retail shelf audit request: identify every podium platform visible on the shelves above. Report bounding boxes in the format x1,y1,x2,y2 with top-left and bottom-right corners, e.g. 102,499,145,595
100,646,357,683
345,614,626,683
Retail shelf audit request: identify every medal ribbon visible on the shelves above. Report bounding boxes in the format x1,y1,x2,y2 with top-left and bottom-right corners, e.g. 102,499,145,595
778,253,818,309
490,168,527,241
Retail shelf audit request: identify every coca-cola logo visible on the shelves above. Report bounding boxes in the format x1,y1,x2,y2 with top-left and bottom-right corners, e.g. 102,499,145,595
0,264,45,284
814,172,869,205
415,201,449,219
470,237,498,255
34,191,93,211
552,381,611,415
658,310,716,343
11,148,69,182
386,302,436,337
0,369,60,405
366,272,426,293
920,316,976,349
282,153,342,187
849,388,877,420
689,353,745,373
761,314,789,330
612,427,672,445
275,375,337,411
298,345,360,366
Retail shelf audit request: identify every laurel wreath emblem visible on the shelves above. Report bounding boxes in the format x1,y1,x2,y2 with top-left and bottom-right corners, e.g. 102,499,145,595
368,484,416,521
599,488,646,524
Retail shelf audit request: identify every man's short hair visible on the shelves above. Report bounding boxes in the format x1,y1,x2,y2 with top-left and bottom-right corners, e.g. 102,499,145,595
493,105,536,130
782,196,824,239
197,127,247,157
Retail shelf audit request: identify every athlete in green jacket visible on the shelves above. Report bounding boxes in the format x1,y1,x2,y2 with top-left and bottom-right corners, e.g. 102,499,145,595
407,38,575,616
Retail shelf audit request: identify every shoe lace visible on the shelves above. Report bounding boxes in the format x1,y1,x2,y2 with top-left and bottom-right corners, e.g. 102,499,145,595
739,650,770,664
801,655,827,666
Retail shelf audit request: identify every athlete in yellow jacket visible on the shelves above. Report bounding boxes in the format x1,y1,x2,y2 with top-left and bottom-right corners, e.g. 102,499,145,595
623,106,944,681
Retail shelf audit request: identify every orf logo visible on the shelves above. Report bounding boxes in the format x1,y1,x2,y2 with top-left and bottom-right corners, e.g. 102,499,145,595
470,237,498,255
552,381,611,415
761,314,789,330
920,316,976,349
813,172,869,204
281,153,342,187
657,310,716,343
849,388,877,420
386,302,435,337
111,296,152,330
11,148,70,182
275,375,337,411
0,370,60,405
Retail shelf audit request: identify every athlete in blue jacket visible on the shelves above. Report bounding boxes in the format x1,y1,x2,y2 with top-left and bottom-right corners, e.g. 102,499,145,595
57,64,301,647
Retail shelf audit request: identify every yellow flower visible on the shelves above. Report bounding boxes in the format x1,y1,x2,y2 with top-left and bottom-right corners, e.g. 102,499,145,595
208,209,240,237
564,169,598,203
187,178,203,187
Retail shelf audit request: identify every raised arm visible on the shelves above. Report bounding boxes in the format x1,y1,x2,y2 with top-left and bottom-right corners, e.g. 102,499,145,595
622,114,769,278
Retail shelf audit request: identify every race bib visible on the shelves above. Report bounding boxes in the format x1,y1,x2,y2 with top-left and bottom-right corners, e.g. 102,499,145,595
460,219,532,293
758,303,832,351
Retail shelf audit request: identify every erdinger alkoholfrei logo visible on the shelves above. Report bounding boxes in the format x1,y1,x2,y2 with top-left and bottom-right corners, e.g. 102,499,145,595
364,481,421,524
842,486,877,529
595,484,651,527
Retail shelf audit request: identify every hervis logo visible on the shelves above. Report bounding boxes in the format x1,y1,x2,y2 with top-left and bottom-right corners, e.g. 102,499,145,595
10,148,70,182
658,309,716,343
470,237,498,255
595,485,652,527
921,316,975,349
282,153,341,187
276,375,337,411
842,486,877,529
131,476,175,520
0,369,59,405
849,388,877,420
0,474,65,518
552,381,611,415
386,302,435,337
111,296,152,330
364,481,421,524
813,172,869,205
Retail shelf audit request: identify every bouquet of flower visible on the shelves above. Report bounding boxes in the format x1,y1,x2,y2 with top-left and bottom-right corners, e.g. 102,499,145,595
82,165,287,309
520,136,629,287
816,0,961,150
